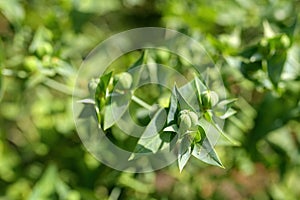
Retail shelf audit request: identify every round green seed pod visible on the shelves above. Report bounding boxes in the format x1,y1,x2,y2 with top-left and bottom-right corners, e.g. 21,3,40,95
178,110,198,134
178,111,192,134
115,72,133,90
188,111,198,126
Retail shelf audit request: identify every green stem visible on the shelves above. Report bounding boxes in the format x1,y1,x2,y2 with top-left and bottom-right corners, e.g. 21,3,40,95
132,95,152,111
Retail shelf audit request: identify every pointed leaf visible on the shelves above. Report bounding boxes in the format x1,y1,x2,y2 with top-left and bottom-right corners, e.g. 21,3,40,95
163,124,179,133
192,128,224,168
167,86,178,124
178,135,192,172
103,91,132,130
218,108,237,119
267,51,287,87
142,108,167,138
29,164,57,200
175,85,195,111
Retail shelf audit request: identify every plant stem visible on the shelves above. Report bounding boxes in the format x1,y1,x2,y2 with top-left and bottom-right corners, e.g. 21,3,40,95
132,95,153,111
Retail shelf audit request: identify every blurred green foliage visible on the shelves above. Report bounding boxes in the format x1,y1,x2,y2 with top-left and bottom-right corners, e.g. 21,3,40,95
0,0,299,199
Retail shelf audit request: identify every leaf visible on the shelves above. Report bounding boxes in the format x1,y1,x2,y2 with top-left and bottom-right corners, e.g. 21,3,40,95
217,99,237,108
29,164,57,200
192,127,224,168
128,51,146,88
267,51,287,87
0,67,2,100
103,91,132,130
129,134,162,160
163,124,179,133
218,108,237,119
194,76,207,106
178,135,192,172
209,118,241,146
77,98,95,104
95,72,113,105
174,85,195,111
167,86,178,124
142,108,167,138
179,78,201,111
129,108,168,160
0,0,25,24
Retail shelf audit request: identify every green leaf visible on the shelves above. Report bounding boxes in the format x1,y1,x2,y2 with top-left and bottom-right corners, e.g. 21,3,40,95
194,76,208,106
0,0,25,24
174,85,195,111
128,51,146,88
0,67,2,101
267,51,287,87
192,127,224,168
163,124,179,133
167,86,178,124
218,108,237,119
142,108,167,138
103,91,132,130
130,108,168,160
29,164,57,200
208,118,240,146
178,135,192,172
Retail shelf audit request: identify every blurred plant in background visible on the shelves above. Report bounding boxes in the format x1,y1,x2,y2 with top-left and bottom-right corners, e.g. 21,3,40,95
0,0,299,199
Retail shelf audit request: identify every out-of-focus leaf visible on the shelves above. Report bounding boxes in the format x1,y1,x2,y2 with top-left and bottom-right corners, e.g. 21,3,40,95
29,164,57,200
0,0,25,24
267,51,287,87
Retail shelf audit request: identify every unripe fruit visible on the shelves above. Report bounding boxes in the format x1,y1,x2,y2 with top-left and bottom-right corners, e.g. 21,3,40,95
115,72,133,90
178,110,199,134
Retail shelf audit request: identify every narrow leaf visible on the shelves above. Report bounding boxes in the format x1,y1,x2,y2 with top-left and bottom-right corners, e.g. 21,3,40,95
103,91,132,130
178,135,192,172
192,128,224,168
163,124,179,133
167,86,178,124
219,108,237,119
175,85,195,111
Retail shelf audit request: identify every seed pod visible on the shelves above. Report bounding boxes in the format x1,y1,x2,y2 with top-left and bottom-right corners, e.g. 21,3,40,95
115,72,133,90
201,90,212,109
178,110,198,134
188,111,198,126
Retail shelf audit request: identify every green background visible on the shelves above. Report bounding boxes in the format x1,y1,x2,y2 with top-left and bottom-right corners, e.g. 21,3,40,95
0,0,299,199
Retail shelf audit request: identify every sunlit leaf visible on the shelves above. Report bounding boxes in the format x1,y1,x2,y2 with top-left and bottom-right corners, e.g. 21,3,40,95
178,135,192,172
167,86,178,124
29,164,57,200
192,127,224,168
103,91,132,130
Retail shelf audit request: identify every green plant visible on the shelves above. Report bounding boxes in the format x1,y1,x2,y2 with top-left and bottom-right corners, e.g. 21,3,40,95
80,51,239,172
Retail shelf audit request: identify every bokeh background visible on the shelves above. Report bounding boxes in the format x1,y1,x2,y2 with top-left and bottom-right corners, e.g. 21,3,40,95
0,0,300,199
